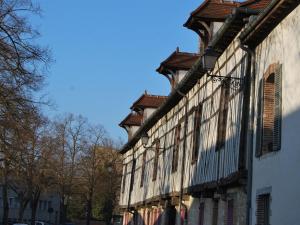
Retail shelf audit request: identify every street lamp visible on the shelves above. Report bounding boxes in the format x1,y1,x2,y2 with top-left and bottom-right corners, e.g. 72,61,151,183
202,47,219,71
202,47,243,89
140,131,164,151
141,131,150,147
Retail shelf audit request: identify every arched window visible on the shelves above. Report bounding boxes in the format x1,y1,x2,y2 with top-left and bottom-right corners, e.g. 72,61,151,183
256,63,282,157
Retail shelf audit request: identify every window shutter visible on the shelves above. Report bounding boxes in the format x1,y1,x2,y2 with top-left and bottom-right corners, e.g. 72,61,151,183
273,64,282,151
256,194,270,225
193,104,203,161
130,159,136,191
212,199,219,225
199,202,205,225
256,79,264,157
227,200,234,225
140,152,146,187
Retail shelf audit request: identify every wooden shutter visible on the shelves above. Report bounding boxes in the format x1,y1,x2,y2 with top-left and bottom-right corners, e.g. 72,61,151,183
156,208,162,225
216,85,230,151
192,104,203,162
153,140,160,181
140,152,146,187
212,199,219,225
199,202,205,225
122,164,127,193
172,124,181,172
256,194,270,225
130,159,136,191
274,64,282,151
256,79,264,157
227,200,234,225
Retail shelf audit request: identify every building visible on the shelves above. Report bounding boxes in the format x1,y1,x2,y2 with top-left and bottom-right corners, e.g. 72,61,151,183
119,1,300,225
0,186,60,225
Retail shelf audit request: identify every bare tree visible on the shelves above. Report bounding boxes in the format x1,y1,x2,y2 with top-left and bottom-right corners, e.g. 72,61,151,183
0,1,50,223
51,114,87,225
80,124,107,225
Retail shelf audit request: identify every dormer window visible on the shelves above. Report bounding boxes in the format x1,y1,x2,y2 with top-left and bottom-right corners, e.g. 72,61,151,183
156,48,200,89
184,0,240,53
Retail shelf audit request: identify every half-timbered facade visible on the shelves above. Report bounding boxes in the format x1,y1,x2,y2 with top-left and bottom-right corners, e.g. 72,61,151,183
119,0,300,225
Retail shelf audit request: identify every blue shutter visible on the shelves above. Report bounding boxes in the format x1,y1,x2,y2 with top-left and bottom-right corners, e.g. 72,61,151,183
255,79,264,157
273,64,282,151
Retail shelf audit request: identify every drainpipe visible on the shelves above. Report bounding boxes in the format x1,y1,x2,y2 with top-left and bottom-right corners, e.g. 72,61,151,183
167,69,189,225
178,91,188,225
240,44,256,225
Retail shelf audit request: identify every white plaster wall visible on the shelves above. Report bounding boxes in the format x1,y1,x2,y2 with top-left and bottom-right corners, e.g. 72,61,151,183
251,5,300,225
175,70,188,85
212,22,224,37
143,108,156,122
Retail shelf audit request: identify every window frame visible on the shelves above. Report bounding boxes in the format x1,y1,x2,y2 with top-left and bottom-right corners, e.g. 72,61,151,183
172,124,181,172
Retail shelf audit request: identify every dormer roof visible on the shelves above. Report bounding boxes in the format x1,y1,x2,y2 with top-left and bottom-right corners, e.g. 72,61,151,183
156,48,200,76
130,93,167,111
240,0,272,10
119,113,143,128
184,0,240,32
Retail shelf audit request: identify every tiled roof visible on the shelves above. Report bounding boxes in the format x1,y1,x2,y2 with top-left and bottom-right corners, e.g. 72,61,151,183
156,48,200,75
119,113,143,128
184,0,240,31
130,93,168,111
240,0,300,47
241,0,272,10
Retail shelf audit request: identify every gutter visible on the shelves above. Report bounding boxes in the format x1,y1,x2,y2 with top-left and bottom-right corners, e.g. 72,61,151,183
239,0,280,41
240,0,300,47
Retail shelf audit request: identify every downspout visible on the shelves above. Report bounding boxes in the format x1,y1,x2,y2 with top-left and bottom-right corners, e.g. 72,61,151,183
178,90,188,225
167,69,189,225
240,44,256,225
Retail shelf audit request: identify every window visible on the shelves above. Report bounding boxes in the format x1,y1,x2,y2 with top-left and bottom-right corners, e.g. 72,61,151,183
130,159,136,192
216,85,230,151
192,104,203,162
43,200,47,211
48,201,52,209
212,199,219,225
198,202,205,225
256,194,270,225
152,139,160,181
122,163,127,193
140,152,147,187
227,200,234,225
256,64,282,157
9,198,13,207
172,124,181,172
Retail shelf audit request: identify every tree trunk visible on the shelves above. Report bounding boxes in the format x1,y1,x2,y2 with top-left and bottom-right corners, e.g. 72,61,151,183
2,181,9,225
30,189,41,225
18,197,29,222
59,195,66,225
86,197,92,225
2,157,10,225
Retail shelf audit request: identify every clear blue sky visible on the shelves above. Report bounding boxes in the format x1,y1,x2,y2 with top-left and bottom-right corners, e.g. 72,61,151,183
34,0,202,141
